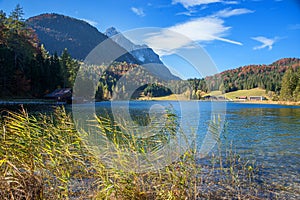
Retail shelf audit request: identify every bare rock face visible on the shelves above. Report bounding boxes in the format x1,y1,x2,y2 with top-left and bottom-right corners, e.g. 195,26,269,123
105,27,180,80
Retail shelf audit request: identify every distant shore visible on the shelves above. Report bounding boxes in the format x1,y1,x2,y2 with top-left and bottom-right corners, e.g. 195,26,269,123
138,95,300,106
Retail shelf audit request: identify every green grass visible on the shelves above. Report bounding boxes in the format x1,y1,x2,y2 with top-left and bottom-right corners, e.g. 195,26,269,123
206,88,267,100
138,94,189,101
224,88,267,100
205,90,223,96
139,88,268,101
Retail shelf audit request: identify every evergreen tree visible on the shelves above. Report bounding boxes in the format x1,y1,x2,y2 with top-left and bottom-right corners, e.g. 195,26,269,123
7,4,25,31
50,52,63,88
293,68,300,101
279,68,298,101
293,83,300,102
59,48,79,88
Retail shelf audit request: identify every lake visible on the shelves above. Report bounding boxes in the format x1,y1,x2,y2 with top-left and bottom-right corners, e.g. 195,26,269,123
1,101,300,189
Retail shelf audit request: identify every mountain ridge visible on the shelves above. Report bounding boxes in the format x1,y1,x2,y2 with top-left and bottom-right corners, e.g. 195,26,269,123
26,13,138,64
26,13,179,80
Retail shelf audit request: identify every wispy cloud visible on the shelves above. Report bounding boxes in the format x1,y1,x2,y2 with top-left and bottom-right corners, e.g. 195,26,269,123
176,4,208,16
176,8,197,16
139,2,255,56
80,18,98,27
252,36,277,50
213,8,254,18
223,1,239,5
131,7,145,17
143,6,255,55
143,16,242,55
169,17,236,43
172,0,239,8
172,0,222,9
143,30,193,55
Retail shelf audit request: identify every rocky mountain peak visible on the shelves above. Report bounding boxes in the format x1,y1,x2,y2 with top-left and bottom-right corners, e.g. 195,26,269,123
104,27,119,37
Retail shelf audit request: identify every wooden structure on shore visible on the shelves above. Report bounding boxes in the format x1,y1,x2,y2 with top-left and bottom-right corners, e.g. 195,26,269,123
249,96,264,101
44,88,72,103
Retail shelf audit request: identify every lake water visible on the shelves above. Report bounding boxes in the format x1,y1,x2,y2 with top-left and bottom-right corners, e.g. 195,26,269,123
71,101,300,188
1,101,300,188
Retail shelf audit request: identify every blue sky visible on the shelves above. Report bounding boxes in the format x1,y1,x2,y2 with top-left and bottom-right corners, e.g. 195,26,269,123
1,0,300,78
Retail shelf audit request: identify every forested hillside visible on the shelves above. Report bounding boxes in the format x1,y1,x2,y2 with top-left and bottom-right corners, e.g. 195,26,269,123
26,13,107,60
187,58,300,100
0,6,80,98
208,58,300,93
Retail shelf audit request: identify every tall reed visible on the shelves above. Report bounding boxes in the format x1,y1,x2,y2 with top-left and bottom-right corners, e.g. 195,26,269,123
0,106,295,199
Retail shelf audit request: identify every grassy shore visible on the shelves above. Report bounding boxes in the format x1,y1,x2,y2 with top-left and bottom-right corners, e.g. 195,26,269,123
222,88,267,100
138,88,300,106
138,94,189,101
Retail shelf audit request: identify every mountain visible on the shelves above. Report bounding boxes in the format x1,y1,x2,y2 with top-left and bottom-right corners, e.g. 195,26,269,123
26,14,179,80
105,27,162,64
104,27,180,80
26,13,137,64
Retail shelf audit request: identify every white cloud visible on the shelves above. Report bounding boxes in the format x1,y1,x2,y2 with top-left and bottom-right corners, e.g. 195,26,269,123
131,7,145,17
176,5,208,16
172,0,239,8
144,30,193,55
213,37,242,45
213,8,254,18
252,36,277,50
139,5,254,56
143,16,242,56
169,17,229,41
80,18,98,27
172,0,222,8
223,1,239,4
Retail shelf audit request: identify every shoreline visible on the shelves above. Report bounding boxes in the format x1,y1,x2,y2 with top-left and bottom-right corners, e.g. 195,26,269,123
235,100,300,106
138,95,300,106
0,99,66,105
1,98,300,106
